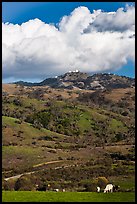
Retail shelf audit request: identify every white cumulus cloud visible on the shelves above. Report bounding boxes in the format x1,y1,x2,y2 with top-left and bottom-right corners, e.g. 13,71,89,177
2,5,135,81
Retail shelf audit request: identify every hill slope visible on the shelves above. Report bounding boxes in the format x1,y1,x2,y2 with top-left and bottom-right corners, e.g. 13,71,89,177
2,72,135,192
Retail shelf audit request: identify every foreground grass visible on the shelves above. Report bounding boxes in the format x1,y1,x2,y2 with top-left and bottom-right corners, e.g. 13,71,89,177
2,191,135,202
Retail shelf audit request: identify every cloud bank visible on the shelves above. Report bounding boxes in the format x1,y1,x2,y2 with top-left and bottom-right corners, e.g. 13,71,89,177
2,5,135,81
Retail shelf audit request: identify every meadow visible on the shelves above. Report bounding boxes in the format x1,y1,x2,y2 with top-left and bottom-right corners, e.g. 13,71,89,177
2,191,135,202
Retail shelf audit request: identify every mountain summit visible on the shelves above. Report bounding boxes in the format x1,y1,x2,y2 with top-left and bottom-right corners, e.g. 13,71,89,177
14,71,135,90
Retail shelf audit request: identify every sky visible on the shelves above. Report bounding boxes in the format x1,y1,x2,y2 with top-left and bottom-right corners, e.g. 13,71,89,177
2,2,135,83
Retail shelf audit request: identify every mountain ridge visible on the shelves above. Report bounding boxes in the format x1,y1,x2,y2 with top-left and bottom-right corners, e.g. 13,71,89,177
13,71,135,90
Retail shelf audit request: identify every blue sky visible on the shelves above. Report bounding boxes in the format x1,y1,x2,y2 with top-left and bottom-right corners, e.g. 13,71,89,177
3,2,134,25
2,2,135,82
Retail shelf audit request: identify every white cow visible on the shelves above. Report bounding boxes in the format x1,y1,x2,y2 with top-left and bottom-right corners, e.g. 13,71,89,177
55,189,59,192
104,184,113,193
97,186,100,192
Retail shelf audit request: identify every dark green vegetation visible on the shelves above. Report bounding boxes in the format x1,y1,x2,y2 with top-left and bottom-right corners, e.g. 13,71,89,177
2,73,135,202
2,191,135,202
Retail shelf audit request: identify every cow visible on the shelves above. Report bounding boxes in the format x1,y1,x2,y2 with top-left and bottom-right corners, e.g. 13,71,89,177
113,185,120,192
54,189,59,192
104,184,113,193
97,186,100,192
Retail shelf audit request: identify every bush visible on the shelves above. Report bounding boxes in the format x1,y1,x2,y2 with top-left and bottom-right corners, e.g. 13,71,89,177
3,179,16,191
14,175,38,191
13,98,22,106
36,183,47,191
84,182,97,192
115,133,126,142
15,120,22,124
38,136,53,141
110,152,127,160
94,177,109,189
58,156,63,160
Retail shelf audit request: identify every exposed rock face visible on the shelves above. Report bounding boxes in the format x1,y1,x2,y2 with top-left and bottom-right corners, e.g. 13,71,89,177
58,71,89,82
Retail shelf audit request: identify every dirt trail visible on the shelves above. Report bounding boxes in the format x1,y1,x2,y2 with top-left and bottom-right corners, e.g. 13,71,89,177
4,160,69,181
4,171,35,181
32,160,65,168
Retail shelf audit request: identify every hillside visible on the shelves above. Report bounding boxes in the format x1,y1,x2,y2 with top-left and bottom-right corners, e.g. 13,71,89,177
2,72,135,192
13,71,135,90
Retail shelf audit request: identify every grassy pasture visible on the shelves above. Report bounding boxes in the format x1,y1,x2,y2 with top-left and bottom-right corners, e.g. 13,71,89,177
2,191,135,202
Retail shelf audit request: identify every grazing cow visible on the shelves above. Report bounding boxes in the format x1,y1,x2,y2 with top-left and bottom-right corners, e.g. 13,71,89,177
104,184,113,193
113,185,120,192
97,186,100,193
54,189,59,192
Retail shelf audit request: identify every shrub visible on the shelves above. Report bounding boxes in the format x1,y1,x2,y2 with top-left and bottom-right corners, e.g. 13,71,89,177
36,183,47,191
115,133,126,142
94,177,109,189
56,124,64,134
58,156,63,160
14,175,37,191
3,179,16,191
110,152,126,160
32,141,37,145
15,120,22,124
84,182,97,192
13,98,22,106
38,136,53,141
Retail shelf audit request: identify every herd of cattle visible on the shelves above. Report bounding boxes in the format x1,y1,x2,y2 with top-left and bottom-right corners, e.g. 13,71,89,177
97,184,120,193
40,184,120,193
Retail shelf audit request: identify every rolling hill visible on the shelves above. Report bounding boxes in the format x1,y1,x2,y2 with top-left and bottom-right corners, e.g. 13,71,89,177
2,72,135,192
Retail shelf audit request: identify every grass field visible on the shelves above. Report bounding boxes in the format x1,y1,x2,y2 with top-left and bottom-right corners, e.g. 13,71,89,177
2,191,135,202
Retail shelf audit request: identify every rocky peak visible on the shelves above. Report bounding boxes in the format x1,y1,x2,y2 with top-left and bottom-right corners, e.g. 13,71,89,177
58,70,89,82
